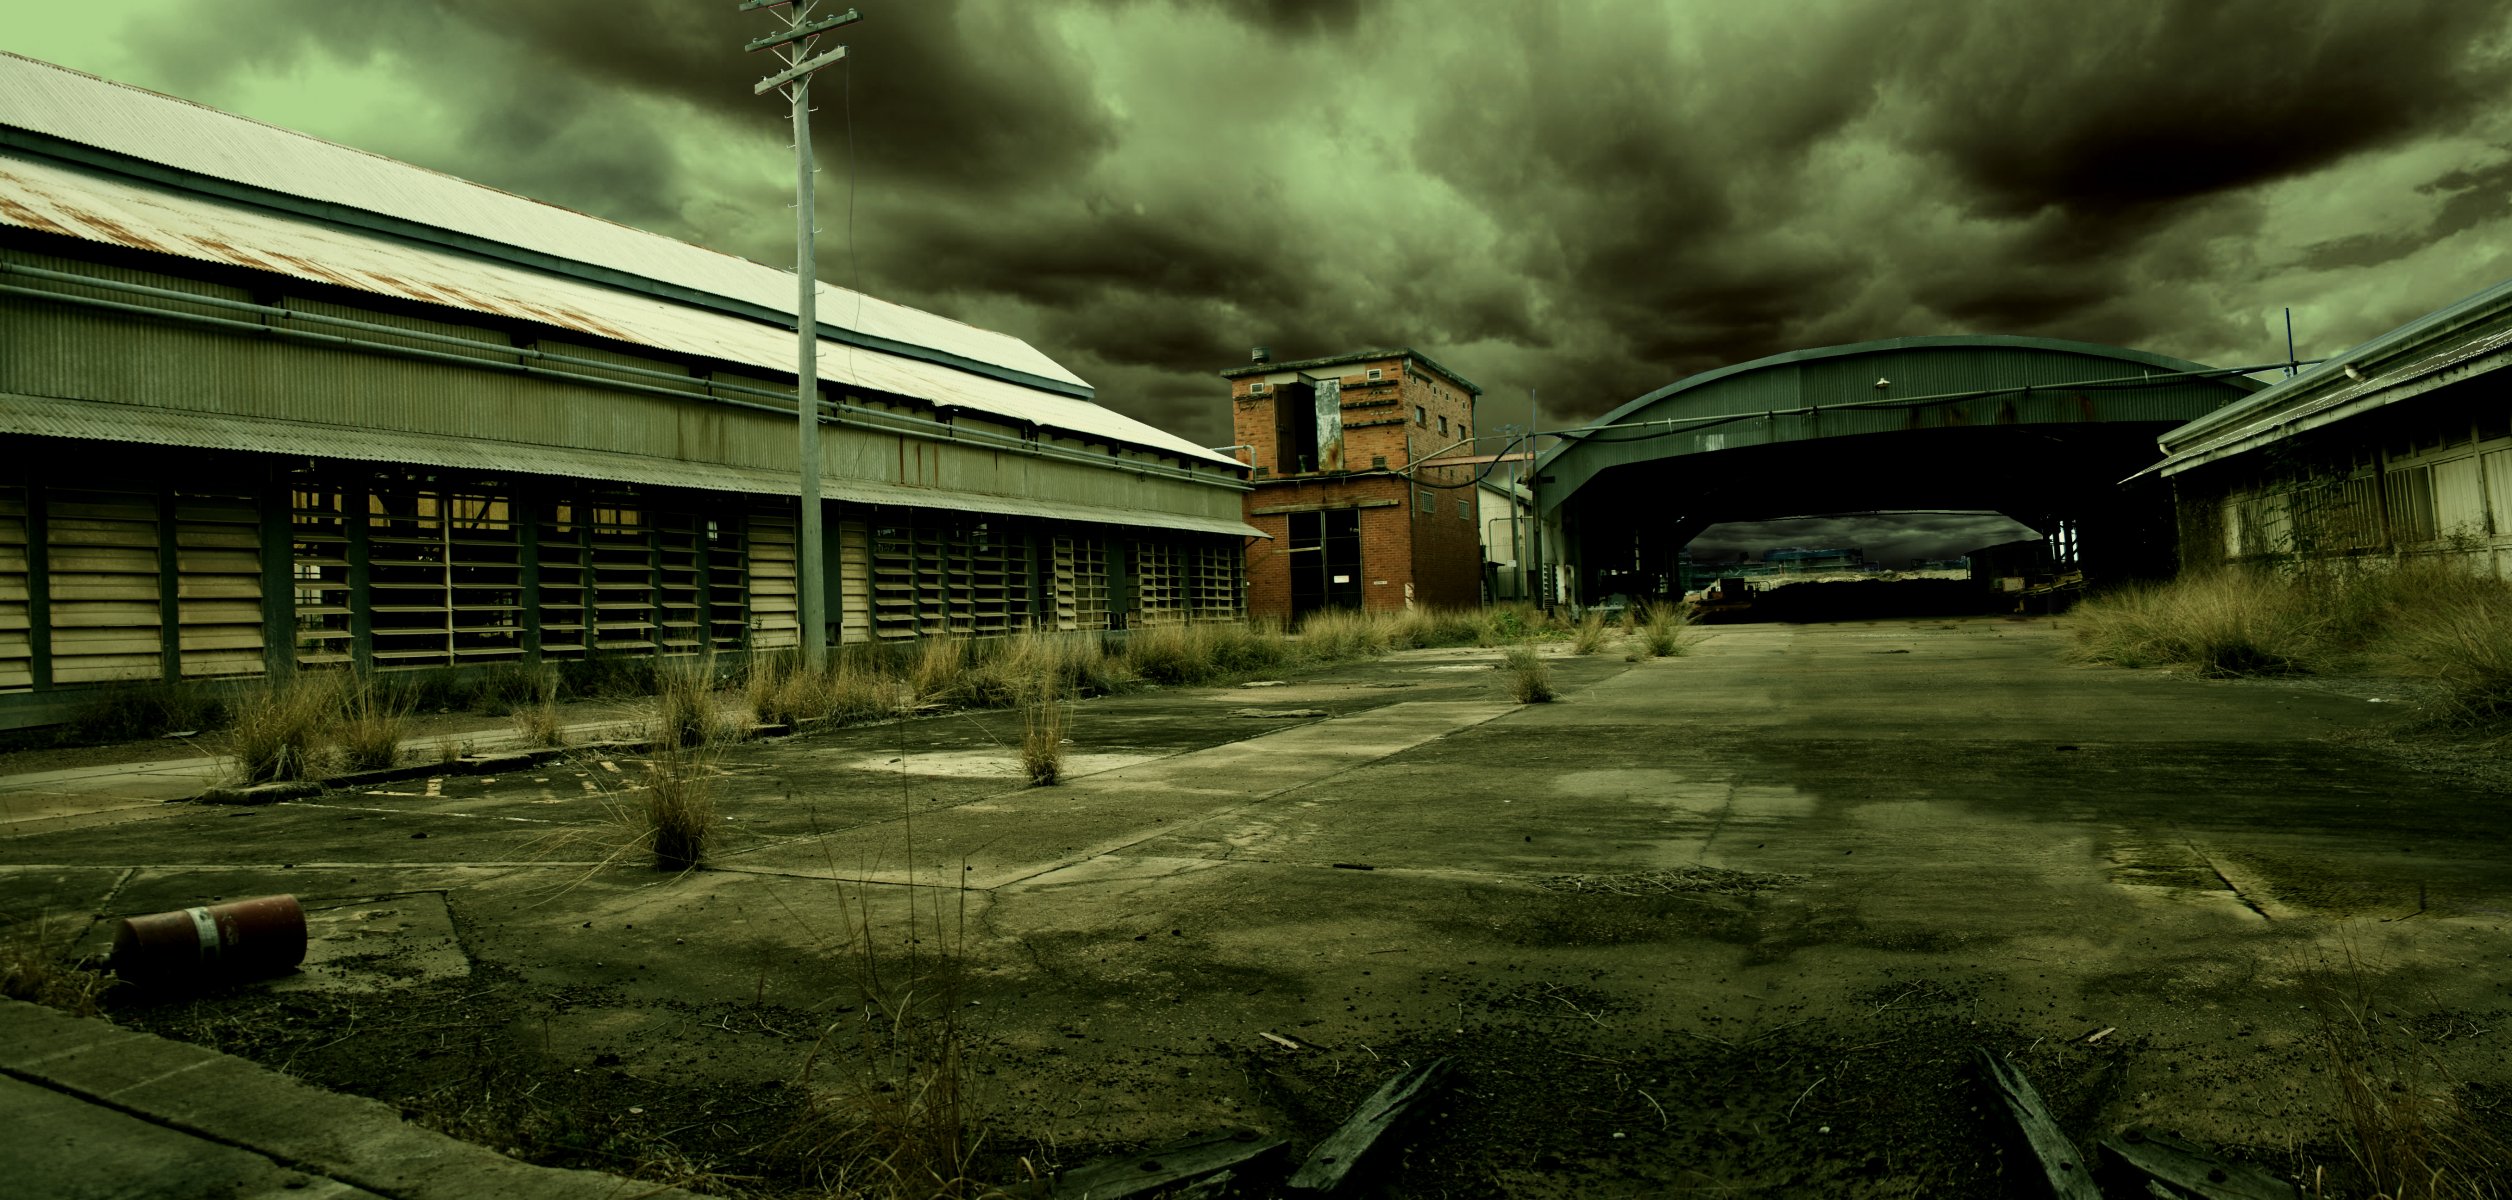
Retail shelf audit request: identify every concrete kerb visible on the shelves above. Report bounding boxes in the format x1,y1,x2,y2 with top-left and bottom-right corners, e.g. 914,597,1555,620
0,998,700,1200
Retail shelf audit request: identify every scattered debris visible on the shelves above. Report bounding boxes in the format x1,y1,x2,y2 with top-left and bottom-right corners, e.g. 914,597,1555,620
1977,1048,2100,1200
1230,708,1329,719
1531,866,1807,896
1285,1057,1454,1193
1258,1031,1302,1051
2084,1026,2115,1044
1238,680,1288,688
1047,1126,1285,1198
2095,1127,2297,1199
1331,863,1376,872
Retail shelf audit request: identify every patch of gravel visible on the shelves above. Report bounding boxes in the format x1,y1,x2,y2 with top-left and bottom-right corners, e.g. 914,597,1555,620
1530,865,1809,897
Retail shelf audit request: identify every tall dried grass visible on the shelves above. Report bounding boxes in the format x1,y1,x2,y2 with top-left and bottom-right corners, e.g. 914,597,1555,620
1018,679,1069,787
336,673,411,770
642,742,717,872
2307,946,2508,1200
224,671,342,783
2070,562,2512,726
653,654,737,750
2065,569,2320,676
508,665,565,747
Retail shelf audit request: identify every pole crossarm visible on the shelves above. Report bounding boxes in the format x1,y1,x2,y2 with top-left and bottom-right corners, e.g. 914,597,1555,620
747,8,860,52
755,46,847,95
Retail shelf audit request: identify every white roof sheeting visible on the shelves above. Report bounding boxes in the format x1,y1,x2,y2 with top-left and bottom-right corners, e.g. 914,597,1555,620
0,151,1233,466
0,52,1085,390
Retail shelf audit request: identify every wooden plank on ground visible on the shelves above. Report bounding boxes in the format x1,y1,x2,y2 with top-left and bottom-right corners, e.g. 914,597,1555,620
1048,1126,1286,1199
2096,1128,2297,1199
1977,1049,2101,1200
1285,1057,1453,1193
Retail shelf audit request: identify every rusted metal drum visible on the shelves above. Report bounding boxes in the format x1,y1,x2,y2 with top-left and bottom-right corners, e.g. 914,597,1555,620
110,894,306,986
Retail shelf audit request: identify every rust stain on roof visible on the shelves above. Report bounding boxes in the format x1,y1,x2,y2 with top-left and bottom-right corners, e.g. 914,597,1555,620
65,210,166,253
0,193,70,237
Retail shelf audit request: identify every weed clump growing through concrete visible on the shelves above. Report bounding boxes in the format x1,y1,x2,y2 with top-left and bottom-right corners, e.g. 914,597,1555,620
1638,603,1693,658
653,654,736,751
641,742,717,871
1505,643,1555,703
224,671,341,783
1572,611,1610,655
1018,678,1069,786
508,665,564,747
336,674,410,770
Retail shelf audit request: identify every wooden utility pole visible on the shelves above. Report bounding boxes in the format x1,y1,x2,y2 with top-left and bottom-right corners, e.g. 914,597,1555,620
741,0,859,668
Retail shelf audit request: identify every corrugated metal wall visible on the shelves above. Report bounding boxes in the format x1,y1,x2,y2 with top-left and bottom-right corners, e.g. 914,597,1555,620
0,440,1248,718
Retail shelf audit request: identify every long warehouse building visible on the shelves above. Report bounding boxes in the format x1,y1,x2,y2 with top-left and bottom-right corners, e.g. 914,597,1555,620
0,54,1256,727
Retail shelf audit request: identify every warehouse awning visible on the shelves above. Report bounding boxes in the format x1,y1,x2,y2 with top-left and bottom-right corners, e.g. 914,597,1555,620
0,392,1266,539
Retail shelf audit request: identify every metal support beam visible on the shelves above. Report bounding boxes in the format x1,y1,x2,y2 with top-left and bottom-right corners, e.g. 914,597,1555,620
517,485,543,663
156,483,180,684
258,466,295,678
346,485,372,672
25,475,50,692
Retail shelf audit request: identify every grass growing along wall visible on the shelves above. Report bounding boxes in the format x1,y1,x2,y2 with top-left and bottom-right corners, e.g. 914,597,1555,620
2068,560,2512,729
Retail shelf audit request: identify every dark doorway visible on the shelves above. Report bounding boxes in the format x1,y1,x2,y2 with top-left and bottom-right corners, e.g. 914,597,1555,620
1276,383,1320,474
1289,508,1362,619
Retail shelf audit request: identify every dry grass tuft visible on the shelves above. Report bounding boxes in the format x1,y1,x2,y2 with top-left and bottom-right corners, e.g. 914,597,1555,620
1572,611,1610,655
1638,603,1694,658
499,664,564,747
336,674,411,770
224,671,342,783
1,916,116,1017
1504,642,1555,703
641,742,718,872
653,654,736,750
1018,678,1069,787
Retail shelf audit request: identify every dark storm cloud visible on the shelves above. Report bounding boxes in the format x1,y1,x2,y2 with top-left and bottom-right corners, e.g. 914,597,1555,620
87,0,2512,457
1897,1,2512,218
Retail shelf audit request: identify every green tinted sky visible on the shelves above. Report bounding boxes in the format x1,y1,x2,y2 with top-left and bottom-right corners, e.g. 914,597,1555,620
10,0,2510,460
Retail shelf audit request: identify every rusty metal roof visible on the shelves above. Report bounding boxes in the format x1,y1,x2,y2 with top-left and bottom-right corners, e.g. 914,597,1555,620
0,151,1231,466
0,391,1264,538
0,51,1086,396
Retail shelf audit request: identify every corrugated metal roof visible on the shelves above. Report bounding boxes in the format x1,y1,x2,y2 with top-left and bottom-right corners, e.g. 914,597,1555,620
2154,273,2512,475
0,51,1086,393
0,391,1265,539
1538,335,2261,506
0,152,1234,467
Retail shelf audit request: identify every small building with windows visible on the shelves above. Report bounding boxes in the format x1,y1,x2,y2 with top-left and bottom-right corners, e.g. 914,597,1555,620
1220,348,1484,619
0,53,1256,727
2152,275,2512,578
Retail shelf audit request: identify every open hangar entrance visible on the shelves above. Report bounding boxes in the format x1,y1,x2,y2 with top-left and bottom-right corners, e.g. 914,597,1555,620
1535,337,2270,611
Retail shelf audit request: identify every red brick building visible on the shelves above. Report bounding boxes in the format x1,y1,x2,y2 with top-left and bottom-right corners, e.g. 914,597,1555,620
1220,348,1485,620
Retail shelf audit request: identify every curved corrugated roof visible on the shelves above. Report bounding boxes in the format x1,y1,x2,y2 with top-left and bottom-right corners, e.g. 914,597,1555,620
0,51,1086,395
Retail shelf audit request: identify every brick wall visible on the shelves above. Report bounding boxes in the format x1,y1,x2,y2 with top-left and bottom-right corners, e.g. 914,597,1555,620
1230,351,1486,616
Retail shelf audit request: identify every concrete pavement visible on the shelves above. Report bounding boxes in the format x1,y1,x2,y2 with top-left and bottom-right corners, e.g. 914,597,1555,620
0,617,2504,1196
